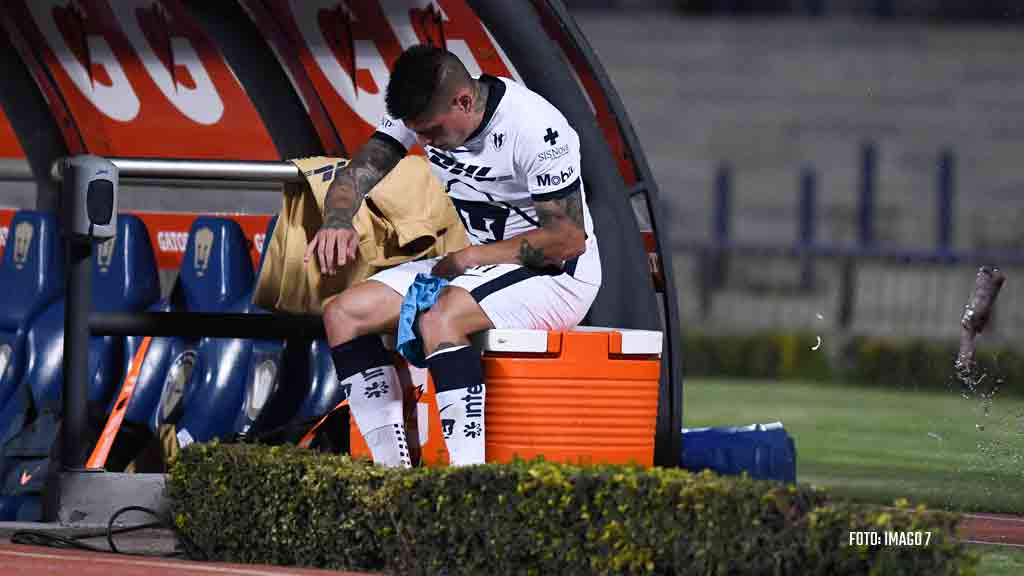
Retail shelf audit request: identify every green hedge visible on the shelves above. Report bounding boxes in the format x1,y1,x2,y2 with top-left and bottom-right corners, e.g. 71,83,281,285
168,443,975,575
685,331,1021,396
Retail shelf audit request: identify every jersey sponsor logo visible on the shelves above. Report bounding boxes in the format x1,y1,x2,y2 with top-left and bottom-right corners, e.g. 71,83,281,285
537,143,570,162
429,152,507,182
440,403,455,439
536,166,575,188
492,132,504,150
452,198,509,244
462,384,484,418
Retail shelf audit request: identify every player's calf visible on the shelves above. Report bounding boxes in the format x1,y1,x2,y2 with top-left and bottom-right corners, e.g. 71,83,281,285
331,334,410,468
425,344,486,466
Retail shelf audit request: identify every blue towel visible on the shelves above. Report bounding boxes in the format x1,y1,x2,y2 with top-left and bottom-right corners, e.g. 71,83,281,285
397,273,450,367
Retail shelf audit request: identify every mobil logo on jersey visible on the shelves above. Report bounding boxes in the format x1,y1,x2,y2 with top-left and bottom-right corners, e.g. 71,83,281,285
536,166,575,188
269,0,520,148
9,0,276,159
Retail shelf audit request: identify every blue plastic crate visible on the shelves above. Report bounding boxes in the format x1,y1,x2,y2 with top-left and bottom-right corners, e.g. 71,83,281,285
680,422,796,483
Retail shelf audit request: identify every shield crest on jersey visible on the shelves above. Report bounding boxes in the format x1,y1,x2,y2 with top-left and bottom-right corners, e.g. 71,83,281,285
451,198,509,244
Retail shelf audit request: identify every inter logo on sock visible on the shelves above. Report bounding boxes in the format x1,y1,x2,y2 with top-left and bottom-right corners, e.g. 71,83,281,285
362,367,389,399
462,383,484,418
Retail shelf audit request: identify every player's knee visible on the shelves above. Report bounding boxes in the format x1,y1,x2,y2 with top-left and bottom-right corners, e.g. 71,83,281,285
418,287,467,338
324,290,375,343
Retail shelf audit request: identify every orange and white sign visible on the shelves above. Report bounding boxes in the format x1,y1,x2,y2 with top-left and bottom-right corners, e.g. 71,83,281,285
0,207,271,269
8,0,277,159
265,0,519,150
135,211,273,270
0,109,25,159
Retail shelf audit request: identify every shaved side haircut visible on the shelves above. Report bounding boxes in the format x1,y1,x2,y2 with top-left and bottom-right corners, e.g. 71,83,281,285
385,44,473,122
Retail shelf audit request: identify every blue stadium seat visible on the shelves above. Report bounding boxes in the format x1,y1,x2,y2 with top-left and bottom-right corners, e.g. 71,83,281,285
155,217,256,445
294,339,348,427
179,216,255,313
0,211,64,413
230,216,291,439
106,216,270,467
0,214,160,520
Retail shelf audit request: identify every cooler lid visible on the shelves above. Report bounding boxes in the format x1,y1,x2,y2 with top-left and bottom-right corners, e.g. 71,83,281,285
476,327,662,356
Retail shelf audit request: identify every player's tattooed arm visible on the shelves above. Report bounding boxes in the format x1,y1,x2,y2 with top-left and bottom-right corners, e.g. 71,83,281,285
323,134,405,229
518,189,587,268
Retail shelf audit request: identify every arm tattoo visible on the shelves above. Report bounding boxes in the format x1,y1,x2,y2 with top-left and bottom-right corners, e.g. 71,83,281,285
535,189,585,230
518,238,550,268
323,136,404,229
518,189,586,268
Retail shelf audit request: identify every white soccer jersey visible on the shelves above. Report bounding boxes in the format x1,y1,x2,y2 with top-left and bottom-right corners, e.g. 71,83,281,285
375,75,600,287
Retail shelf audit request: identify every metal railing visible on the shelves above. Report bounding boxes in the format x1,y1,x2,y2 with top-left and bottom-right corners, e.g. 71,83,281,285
675,241,1021,342
52,157,307,183
53,158,325,472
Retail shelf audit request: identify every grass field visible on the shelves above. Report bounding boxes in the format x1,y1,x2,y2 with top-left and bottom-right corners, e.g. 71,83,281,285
683,378,1024,514
968,544,1024,576
684,378,1024,574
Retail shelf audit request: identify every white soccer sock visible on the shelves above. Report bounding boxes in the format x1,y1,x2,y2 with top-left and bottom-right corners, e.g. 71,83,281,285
346,365,410,467
426,345,486,466
435,384,486,465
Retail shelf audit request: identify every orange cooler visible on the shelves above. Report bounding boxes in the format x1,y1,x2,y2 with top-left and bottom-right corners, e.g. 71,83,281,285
350,327,663,467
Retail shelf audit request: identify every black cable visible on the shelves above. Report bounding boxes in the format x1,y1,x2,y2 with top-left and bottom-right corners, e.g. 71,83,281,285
105,505,168,555
9,505,188,558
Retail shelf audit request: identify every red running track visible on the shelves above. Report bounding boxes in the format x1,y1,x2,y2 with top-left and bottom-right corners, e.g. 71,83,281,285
959,512,1024,547
0,544,374,575
2,513,1022,574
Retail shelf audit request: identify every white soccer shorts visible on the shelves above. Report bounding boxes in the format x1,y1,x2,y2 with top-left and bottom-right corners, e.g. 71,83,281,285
369,257,599,331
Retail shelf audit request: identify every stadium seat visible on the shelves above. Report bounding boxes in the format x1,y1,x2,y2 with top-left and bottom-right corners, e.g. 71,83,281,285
0,214,161,520
0,211,64,413
157,217,258,445
106,216,288,468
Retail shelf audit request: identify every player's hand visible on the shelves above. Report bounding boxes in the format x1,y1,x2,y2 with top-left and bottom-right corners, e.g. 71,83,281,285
431,247,477,279
304,227,359,276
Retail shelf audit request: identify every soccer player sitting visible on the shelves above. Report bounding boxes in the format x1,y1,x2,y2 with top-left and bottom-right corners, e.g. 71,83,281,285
305,45,601,467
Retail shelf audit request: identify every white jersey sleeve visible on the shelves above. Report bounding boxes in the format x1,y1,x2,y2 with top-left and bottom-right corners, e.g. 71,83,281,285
516,113,582,202
375,113,418,151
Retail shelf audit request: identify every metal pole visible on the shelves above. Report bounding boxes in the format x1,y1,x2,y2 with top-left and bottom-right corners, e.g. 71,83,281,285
89,311,326,339
52,158,306,183
62,239,92,470
712,163,731,289
937,149,954,253
859,142,876,248
0,158,35,180
799,166,817,291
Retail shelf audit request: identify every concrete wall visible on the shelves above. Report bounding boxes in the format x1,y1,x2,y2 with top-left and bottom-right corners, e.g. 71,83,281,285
573,12,1024,253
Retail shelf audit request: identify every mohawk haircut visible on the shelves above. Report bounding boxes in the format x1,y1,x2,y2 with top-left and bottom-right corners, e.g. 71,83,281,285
385,44,470,122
